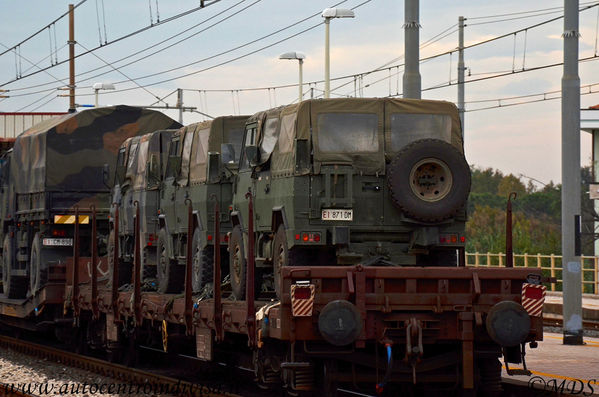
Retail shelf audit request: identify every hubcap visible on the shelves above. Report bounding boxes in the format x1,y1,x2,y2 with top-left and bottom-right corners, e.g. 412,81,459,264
409,158,453,202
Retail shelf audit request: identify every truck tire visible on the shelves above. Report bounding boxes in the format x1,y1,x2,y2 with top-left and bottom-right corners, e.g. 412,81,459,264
387,139,470,222
2,235,26,299
272,225,294,299
29,233,47,296
192,228,213,294
156,229,182,294
229,225,246,300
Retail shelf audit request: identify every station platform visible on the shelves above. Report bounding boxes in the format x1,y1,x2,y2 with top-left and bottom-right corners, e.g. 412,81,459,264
542,292,599,329
502,332,599,395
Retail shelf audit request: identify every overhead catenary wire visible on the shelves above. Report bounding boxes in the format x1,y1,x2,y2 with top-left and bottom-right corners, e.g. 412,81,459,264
0,41,69,88
5,0,251,94
79,0,374,98
0,0,87,58
77,42,166,105
0,0,222,88
9,0,589,103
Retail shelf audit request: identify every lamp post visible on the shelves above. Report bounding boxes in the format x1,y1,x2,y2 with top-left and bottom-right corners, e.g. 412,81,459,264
279,51,306,103
322,8,354,99
93,82,115,107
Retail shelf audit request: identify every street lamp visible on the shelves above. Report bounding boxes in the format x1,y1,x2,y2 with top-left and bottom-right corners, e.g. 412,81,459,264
93,82,115,107
279,51,306,103
321,7,354,99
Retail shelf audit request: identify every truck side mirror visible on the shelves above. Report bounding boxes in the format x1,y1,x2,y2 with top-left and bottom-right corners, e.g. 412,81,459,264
295,139,310,172
207,152,221,183
245,144,260,166
221,143,235,164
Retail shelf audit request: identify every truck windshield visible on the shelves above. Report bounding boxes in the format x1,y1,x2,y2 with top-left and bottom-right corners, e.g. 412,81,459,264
389,113,451,151
317,113,378,153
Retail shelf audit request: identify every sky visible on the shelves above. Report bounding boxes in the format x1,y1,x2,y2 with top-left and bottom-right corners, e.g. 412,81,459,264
0,0,598,187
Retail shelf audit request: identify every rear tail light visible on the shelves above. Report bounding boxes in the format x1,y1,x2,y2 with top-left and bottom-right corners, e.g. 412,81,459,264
299,232,321,243
52,229,67,237
439,234,464,245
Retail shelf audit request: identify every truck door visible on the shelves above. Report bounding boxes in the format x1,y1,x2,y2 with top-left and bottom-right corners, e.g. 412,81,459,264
233,122,258,227
175,128,194,234
162,134,181,234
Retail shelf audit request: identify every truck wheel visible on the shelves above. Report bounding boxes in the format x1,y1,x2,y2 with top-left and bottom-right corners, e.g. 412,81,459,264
387,139,470,222
229,225,246,300
29,233,47,296
2,235,26,299
272,225,294,299
192,228,213,294
156,229,182,294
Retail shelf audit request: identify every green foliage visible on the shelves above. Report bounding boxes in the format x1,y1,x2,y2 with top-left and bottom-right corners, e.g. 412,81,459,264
467,166,564,255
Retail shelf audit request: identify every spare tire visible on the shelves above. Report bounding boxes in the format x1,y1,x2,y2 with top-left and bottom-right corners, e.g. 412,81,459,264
387,139,470,222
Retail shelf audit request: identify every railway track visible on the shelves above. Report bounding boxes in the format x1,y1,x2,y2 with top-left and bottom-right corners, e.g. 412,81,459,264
543,314,599,331
0,335,239,397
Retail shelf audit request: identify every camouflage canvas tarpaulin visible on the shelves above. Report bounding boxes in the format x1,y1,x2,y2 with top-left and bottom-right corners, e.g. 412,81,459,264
11,105,181,194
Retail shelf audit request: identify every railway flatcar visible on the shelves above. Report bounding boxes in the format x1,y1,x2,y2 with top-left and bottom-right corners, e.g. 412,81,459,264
0,99,547,397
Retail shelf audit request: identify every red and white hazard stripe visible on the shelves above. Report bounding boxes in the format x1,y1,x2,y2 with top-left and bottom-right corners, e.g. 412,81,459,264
521,283,546,317
291,284,315,317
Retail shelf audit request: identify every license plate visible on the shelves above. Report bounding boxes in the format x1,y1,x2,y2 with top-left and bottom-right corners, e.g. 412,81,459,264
321,209,353,221
42,238,73,247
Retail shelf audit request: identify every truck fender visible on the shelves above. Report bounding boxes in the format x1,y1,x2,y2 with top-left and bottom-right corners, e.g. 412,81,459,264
157,215,175,260
271,206,288,232
193,210,203,232
230,211,243,229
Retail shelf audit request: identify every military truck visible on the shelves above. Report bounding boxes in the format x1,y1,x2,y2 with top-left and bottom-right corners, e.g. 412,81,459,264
0,106,180,299
156,116,248,293
228,98,471,299
109,129,177,287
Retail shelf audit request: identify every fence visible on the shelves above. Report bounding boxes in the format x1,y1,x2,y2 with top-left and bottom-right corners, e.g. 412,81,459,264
466,252,599,295
0,112,67,138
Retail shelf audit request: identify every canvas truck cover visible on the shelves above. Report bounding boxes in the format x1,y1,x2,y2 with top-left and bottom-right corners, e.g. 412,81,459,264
250,98,462,176
11,105,181,194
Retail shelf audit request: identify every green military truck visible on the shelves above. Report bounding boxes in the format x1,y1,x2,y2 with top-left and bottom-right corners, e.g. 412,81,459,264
229,98,471,299
156,116,248,293
0,106,180,299
109,129,177,287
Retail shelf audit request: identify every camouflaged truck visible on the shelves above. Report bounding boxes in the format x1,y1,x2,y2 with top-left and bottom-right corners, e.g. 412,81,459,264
0,106,180,299
156,116,248,294
228,98,471,299
109,129,177,287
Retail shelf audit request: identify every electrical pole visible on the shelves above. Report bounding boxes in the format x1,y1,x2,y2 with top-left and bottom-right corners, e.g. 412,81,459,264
68,4,76,113
458,16,465,136
561,0,583,345
177,88,183,124
403,0,421,99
